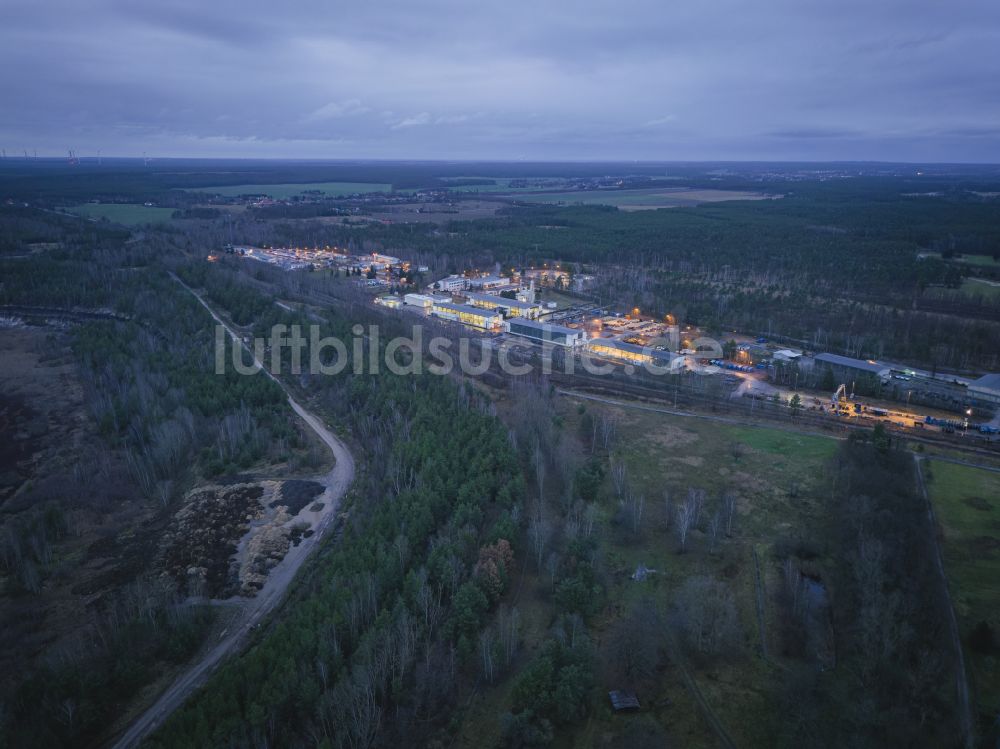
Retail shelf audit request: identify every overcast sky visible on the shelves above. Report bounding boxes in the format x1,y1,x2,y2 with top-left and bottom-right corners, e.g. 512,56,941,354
2,0,998,162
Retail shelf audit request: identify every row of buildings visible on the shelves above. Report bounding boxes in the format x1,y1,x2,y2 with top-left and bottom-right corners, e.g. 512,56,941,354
784,351,1000,410
376,291,690,368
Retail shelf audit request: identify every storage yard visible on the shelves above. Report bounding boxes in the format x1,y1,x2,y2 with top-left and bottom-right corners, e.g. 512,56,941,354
362,269,1000,442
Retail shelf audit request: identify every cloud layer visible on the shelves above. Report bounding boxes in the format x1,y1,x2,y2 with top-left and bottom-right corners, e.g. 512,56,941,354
1,0,998,161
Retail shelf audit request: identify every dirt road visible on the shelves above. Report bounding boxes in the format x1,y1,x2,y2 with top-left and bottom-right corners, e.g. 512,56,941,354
109,276,355,749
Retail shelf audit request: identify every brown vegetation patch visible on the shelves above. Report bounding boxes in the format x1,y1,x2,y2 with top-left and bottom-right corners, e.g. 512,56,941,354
668,455,705,467
647,425,700,449
969,536,1000,556
158,483,266,598
963,496,993,512
274,479,325,514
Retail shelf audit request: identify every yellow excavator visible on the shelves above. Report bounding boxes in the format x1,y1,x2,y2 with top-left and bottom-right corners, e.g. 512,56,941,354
831,383,856,416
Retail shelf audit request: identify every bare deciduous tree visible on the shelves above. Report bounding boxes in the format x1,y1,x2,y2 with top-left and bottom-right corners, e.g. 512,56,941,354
723,491,737,536
479,628,496,683
528,517,551,571
610,458,628,499
497,605,521,668
708,510,722,553
676,500,694,553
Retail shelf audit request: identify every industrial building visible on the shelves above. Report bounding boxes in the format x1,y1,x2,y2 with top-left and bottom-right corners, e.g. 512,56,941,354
462,291,542,319
375,295,402,309
404,293,440,309
586,339,676,366
430,300,503,330
468,274,510,290
969,373,1000,407
433,275,470,293
773,348,803,363
506,318,584,347
813,353,892,383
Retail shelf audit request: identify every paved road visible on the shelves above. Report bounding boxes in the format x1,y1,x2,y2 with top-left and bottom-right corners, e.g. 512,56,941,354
109,276,355,749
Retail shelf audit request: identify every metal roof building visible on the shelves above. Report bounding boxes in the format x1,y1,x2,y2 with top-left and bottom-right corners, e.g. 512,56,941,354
463,291,542,318
814,353,891,379
506,318,584,347
430,300,503,330
970,373,1000,405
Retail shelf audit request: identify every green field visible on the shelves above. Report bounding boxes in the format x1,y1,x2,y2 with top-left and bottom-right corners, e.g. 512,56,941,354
925,277,1000,302
963,278,1000,299
925,459,1000,721
191,181,393,198
510,187,775,210
458,395,840,748
920,251,1000,267
443,176,567,193
955,254,1000,267
534,287,581,310
62,203,175,225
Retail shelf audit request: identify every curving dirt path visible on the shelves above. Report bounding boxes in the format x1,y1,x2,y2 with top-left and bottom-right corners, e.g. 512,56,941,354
109,275,355,749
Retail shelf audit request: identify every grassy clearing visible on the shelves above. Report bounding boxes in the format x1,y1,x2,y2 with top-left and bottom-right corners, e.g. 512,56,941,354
955,254,1000,267
62,203,174,225
190,181,392,198
925,277,1000,302
573,402,837,745
925,459,1000,719
457,390,839,748
535,288,584,310
443,177,565,193
921,251,1000,268
963,278,1000,300
511,188,776,210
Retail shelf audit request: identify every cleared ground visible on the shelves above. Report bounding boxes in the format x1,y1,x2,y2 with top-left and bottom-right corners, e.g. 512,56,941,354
924,277,1000,302
62,203,174,225
919,251,1000,268
443,177,568,193
367,199,506,224
925,459,1000,722
190,181,392,198
508,187,779,210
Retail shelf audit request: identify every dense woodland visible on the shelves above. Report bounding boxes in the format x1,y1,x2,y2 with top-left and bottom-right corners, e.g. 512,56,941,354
149,173,1000,371
0,165,995,747
777,432,960,747
0,221,312,747
146,362,530,748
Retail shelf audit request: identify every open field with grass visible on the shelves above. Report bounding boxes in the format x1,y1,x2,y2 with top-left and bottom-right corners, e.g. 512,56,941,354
190,181,392,198
919,251,1000,267
508,187,778,210
443,177,568,193
535,288,586,310
367,199,505,224
925,277,1000,302
586,405,838,746
925,459,1000,722
457,389,840,748
61,203,175,225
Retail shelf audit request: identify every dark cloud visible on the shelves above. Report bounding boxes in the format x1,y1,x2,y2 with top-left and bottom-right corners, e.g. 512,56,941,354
0,0,998,160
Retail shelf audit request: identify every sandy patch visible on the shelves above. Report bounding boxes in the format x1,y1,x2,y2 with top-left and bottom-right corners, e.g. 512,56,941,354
668,455,705,467
647,425,700,449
